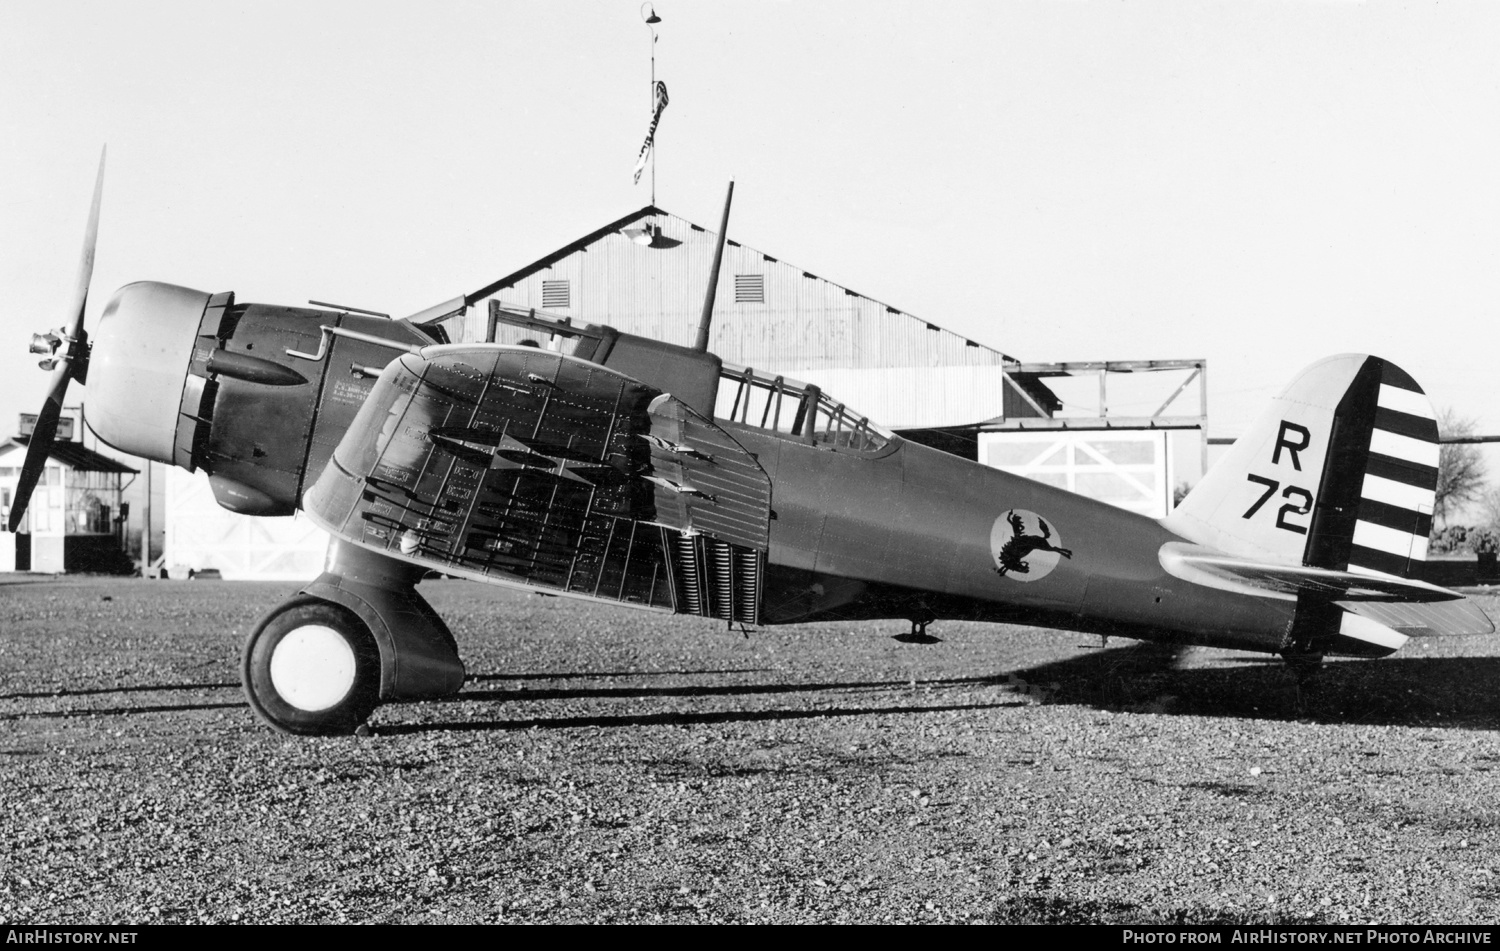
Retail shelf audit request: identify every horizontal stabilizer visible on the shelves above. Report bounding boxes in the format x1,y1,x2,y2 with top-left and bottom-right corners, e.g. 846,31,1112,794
1159,542,1463,603
1331,612,1408,657
1338,598,1494,638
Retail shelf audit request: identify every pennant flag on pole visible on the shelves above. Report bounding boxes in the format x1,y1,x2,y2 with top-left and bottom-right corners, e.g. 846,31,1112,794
632,81,670,184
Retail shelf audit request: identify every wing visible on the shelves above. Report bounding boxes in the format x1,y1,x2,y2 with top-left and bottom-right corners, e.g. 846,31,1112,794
1159,542,1493,637
302,345,770,624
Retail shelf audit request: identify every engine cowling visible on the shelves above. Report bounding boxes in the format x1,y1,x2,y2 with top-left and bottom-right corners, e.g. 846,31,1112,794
86,280,442,516
87,281,208,465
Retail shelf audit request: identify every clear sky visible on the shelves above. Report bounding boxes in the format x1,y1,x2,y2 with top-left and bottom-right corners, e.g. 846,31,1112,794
3,0,1498,449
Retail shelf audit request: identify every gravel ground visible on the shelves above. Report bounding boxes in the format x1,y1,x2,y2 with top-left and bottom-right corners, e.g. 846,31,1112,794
1,575,1498,924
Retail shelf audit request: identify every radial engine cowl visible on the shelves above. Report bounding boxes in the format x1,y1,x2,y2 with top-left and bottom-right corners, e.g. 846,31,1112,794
86,281,212,464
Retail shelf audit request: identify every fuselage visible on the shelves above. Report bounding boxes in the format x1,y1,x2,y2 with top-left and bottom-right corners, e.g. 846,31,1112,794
85,281,1296,656
727,422,1296,652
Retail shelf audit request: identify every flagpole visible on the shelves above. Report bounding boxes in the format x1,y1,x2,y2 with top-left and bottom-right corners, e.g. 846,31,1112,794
642,3,661,205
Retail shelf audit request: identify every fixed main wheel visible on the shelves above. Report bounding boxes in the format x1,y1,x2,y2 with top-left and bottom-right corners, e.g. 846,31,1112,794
243,598,381,736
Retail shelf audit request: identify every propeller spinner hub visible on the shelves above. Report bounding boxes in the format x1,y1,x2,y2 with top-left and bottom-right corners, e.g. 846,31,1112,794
29,331,63,356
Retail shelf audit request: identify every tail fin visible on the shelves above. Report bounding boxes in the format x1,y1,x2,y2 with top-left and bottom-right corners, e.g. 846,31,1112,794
1166,353,1437,578
1163,354,1490,651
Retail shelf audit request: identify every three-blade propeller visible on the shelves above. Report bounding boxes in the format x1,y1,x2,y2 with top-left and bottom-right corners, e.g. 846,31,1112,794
8,148,105,533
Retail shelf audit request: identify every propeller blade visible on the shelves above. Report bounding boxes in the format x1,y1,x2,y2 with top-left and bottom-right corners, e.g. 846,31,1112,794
65,146,106,341
8,148,105,532
8,364,69,532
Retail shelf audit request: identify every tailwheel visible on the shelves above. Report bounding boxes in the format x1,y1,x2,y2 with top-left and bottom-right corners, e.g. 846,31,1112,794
1279,649,1325,716
1280,645,1326,689
243,597,381,736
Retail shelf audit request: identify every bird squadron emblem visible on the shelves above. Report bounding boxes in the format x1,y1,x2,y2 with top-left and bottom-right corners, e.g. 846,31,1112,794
990,509,1072,582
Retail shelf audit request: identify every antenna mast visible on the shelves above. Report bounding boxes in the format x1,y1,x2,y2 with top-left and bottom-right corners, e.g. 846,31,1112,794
694,181,735,353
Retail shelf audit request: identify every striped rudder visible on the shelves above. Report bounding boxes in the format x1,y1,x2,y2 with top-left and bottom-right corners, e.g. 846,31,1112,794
1305,360,1437,577
1166,354,1438,578
1161,354,1487,652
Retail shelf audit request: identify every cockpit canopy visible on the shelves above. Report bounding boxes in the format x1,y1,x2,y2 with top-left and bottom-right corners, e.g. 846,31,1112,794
714,364,893,453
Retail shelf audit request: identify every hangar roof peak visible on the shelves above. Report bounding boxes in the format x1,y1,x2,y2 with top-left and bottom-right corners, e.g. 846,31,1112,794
463,205,1019,366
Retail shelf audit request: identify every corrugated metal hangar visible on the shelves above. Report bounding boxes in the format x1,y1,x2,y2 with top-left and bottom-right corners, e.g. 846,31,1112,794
460,206,1059,431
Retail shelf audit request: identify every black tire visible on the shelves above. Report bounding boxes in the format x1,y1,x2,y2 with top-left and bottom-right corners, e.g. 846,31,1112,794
243,598,381,736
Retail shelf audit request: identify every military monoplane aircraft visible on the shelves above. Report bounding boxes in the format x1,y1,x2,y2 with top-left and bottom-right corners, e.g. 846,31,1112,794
10,156,1492,734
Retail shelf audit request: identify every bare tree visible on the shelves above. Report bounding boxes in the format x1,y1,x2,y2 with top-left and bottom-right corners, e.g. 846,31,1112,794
1476,483,1500,533
1433,408,1488,527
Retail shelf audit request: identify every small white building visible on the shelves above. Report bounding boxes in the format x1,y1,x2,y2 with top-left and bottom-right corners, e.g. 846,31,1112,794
0,418,136,573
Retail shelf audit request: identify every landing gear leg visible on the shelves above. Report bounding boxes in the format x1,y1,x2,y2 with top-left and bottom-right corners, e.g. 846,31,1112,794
1278,597,1336,714
242,541,466,735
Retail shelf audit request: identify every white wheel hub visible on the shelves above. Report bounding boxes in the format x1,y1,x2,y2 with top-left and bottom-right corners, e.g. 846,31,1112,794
269,624,357,711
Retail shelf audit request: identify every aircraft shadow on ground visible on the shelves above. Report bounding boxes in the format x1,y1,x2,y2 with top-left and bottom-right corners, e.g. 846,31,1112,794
6,646,1496,732
1009,641,1500,729
379,672,1023,734
0,682,245,721
374,699,1028,736
465,668,770,683
0,682,237,701
0,701,245,721
453,674,1002,705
